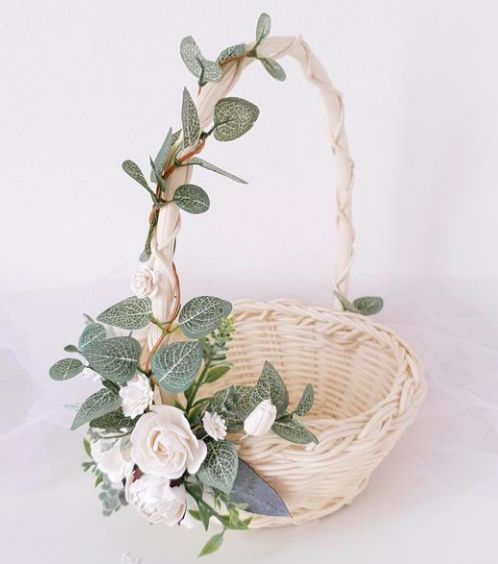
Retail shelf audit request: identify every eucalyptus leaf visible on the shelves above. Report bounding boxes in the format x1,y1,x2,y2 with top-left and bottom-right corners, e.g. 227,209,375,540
214,97,260,142
83,336,141,385
199,533,224,557
272,416,319,445
49,358,84,381
97,296,152,330
150,127,173,181
89,409,134,430
217,43,246,65
251,361,289,416
256,13,271,44
294,383,314,416
198,440,238,493
173,184,210,214
178,296,232,338
151,340,203,393
199,59,223,85
180,36,222,86
205,364,231,384
122,160,149,190
78,323,106,350
353,296,384,316
181,87,200,148
185,157,248,184
230,459,289,517
260,58,286,81
71,388,121,430
63,344,79,353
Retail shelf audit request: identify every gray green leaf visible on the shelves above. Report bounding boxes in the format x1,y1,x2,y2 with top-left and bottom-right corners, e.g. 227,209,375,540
63,344,79,353
260,58,286,81
83,336,141,385
353,296,384,316
205,364,231,384
78,323,106,350
150,127,173,182
294,383,314,416
173,184,210,214
186,157,247,184
251,361,289,416
180,36,204,78
181,87,200,148
71,388,121,430
97,296,152,330
151,340,203,393
179,296,232,338
217,43,246,65
272,416,319,445
214,97,260,142
198,440,238,494
256,13,271,44
149,156,167,192
122,160,149,190
199,533,224,557
89,409,134,430
49,358,84,381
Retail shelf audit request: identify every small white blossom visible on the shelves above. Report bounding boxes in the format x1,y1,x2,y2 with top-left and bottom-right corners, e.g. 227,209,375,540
202,411,227,441
91,438,133,484
130,265,160,298
244,399,277,437
119,373,153,418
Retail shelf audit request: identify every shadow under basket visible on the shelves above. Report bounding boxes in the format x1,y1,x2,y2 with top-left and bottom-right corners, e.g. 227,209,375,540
204,300,426,528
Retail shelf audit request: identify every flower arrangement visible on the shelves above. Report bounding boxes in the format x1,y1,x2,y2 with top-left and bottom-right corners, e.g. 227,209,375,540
49,14,383,557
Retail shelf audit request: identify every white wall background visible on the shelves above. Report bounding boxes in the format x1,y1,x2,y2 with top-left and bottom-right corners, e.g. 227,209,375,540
1,0,497,302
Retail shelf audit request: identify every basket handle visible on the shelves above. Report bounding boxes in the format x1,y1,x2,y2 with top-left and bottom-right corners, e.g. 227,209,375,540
148,36,355,345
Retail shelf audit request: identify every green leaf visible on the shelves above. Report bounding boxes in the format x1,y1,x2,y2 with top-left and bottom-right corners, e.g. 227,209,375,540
150,127,173,182
71,388,121,430
260,58,286,81
83,437,92,457
353,296,384,316
185,157,247,184
97,296,152,330
272,416,319,445
49,358,84,381
180,36,223,86
173,184,210,214
256,13,271,44
217,43,246,65
89,409,134,430
214,97,260,142
181,87,200,148
178,296,232,338
63,344,79,353
151,341,203,393
78,323,106,351
231,459,289,517
199,533,224,557
198,440,238,494
83,336,141,385
294,383,314,416
149,156,167,192
122,160,150,190
205,364,231,384
251,361,289,416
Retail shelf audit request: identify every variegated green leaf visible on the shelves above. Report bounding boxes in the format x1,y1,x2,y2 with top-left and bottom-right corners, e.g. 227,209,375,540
89,409,134,430
198,440,238,493
353,296,384,316
260,58,286,81
78,323,106,350
199,59,223,85
178,296,232,338
205,364,231,384
152,341,203,393
173,184,210,214
180,36,204,77
97,296,152,330
272,416,318,445
122,160,149,189
214,97,260,142
71,388,121,430
150,127,173,182
186,157,247,184
294,383,314,416
256,13,271,44
49,358,84,381
251,361,288,416
217,43,246,65
181,87,200,148
149,157,167,191
83,337,141,385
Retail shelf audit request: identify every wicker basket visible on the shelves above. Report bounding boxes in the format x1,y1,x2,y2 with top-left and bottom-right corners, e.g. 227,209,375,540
147,35,426,527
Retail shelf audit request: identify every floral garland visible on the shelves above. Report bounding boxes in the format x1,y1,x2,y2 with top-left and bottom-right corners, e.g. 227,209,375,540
49,14,383,557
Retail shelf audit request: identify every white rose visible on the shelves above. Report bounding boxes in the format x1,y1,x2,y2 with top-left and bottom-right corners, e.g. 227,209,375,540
91,437,133,484
119,373,153,418
130,265,159,298
244,399,277,437
202,411,227,441
130,405,207,479
127,474,189,526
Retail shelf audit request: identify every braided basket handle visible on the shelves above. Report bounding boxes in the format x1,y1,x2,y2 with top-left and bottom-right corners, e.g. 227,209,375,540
148,36,355,345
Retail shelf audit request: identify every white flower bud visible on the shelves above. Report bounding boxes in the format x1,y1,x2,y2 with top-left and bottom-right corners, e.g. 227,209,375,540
243,399,277,437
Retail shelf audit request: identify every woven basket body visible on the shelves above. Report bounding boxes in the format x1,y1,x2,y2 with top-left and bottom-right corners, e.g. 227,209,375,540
146,36,426,527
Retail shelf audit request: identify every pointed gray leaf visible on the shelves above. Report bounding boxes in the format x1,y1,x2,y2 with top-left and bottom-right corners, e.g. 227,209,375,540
71,388,121,430
198,440,238,493
260,58,286,81
214,97,259,142
181,87,200,148
149,157,167,191
231,459,290,517
251,361,289,416
199,58,222,84
78,323,106,350
83,336,141,385
217,43,246,65
180,36,203,79
49,358,84,381
256,13,271,43
151,340,203,393
179,296,232,338
186,157,247,184
173,184,210,214
150,127,173,181
272,416,319,445
294,383,314,416
97,296,152,330
122,160,149,190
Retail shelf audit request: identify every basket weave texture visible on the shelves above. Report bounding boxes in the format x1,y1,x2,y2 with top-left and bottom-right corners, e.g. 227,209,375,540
145,36,426,526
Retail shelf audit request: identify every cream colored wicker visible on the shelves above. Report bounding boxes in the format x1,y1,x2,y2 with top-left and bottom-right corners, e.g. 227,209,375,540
145,36,426,527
